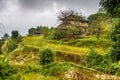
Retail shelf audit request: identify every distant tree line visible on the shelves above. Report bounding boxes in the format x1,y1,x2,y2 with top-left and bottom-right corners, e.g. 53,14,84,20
28,26,53,36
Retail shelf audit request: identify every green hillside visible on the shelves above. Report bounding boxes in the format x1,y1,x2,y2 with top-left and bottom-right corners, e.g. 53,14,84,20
1,2,120,79
0,35,117,80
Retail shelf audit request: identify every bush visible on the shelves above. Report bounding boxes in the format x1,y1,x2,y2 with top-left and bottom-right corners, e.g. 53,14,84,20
7,36,22,52
86,47,103,67
0,40,4,54
39,48,55,66
109,22,120,62
39,62,70,76
0,57,17,79
46,30,67,40
7,39,18,52
110,63,120,75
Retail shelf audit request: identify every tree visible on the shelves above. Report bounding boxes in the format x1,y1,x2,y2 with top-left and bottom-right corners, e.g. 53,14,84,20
57,10,87,39
110,23,120,61
97,8,105,13
100,0,120,61
58,10,85,25
11,30,19,39
88,13,109,38
28,28,36,35
28,26,50,36
88,13,108,24
3,33,9,39
100,0,120,18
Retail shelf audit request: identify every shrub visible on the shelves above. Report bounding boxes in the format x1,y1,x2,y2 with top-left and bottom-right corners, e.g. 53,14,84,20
86,47,103,68
46,30,67,40
110,63,120,75
0,40,4,54
0,57,17,79
39,48,55,66
109,22,120,62
7,39,18,52
7,36,22,52
39,62,70,76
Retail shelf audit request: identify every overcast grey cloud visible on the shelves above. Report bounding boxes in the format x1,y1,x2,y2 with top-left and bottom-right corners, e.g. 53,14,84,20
0,0,7,10
0,0,100,37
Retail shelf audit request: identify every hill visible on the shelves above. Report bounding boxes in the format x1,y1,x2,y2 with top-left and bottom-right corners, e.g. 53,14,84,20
1,35,118,80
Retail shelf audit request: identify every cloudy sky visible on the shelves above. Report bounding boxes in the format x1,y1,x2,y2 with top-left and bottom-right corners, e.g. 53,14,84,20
0,0,100,36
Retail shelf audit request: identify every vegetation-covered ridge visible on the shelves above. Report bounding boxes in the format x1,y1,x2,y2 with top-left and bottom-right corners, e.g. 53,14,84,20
0,0,120,79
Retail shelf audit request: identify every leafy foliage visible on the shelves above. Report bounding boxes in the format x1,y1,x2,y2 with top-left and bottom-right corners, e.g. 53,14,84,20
7,31,22,52
110,63,120,75
46,30,67,40
58,10,85,23
88,13,109,37
109,21,120,61
67,26,79,38
100,0,120,62
100,0,120,18
11,30,19,39
39,62,70,76
88,13,108,24
0,40,4,54
7,39,19,52
86,47,103,67
0,57,17,79
28,26,50,36
39,48,55,66
3,33,9,40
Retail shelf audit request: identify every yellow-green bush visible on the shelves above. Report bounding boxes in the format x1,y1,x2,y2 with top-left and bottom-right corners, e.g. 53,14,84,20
39,48,55,66
0,57,17,79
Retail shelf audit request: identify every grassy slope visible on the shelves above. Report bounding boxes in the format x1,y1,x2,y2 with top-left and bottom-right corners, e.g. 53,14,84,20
22,36,88,55
22,35,111,55
9,35,112,80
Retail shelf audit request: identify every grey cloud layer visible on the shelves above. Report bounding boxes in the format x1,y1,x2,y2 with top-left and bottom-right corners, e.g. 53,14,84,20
18,0,100,12
0,0,100,14
0,0,7,10
18,0,55,11
0,0,100,36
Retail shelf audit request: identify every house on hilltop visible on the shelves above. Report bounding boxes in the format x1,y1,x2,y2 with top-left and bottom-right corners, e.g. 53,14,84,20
56,14,88,38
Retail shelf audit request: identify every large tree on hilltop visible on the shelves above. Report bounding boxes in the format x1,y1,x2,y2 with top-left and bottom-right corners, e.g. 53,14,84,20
58,10,85,24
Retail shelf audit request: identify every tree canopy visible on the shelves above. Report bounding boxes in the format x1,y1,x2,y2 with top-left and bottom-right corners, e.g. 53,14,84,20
58,10,85,24
87,13,108,24
11,30,19,39
100,0,120,61
100,0,120,18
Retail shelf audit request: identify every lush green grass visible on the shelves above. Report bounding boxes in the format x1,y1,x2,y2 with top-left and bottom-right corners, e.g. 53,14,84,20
8,35,110,66
7,35,113,80
21,35,111,56
16,72,60,80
